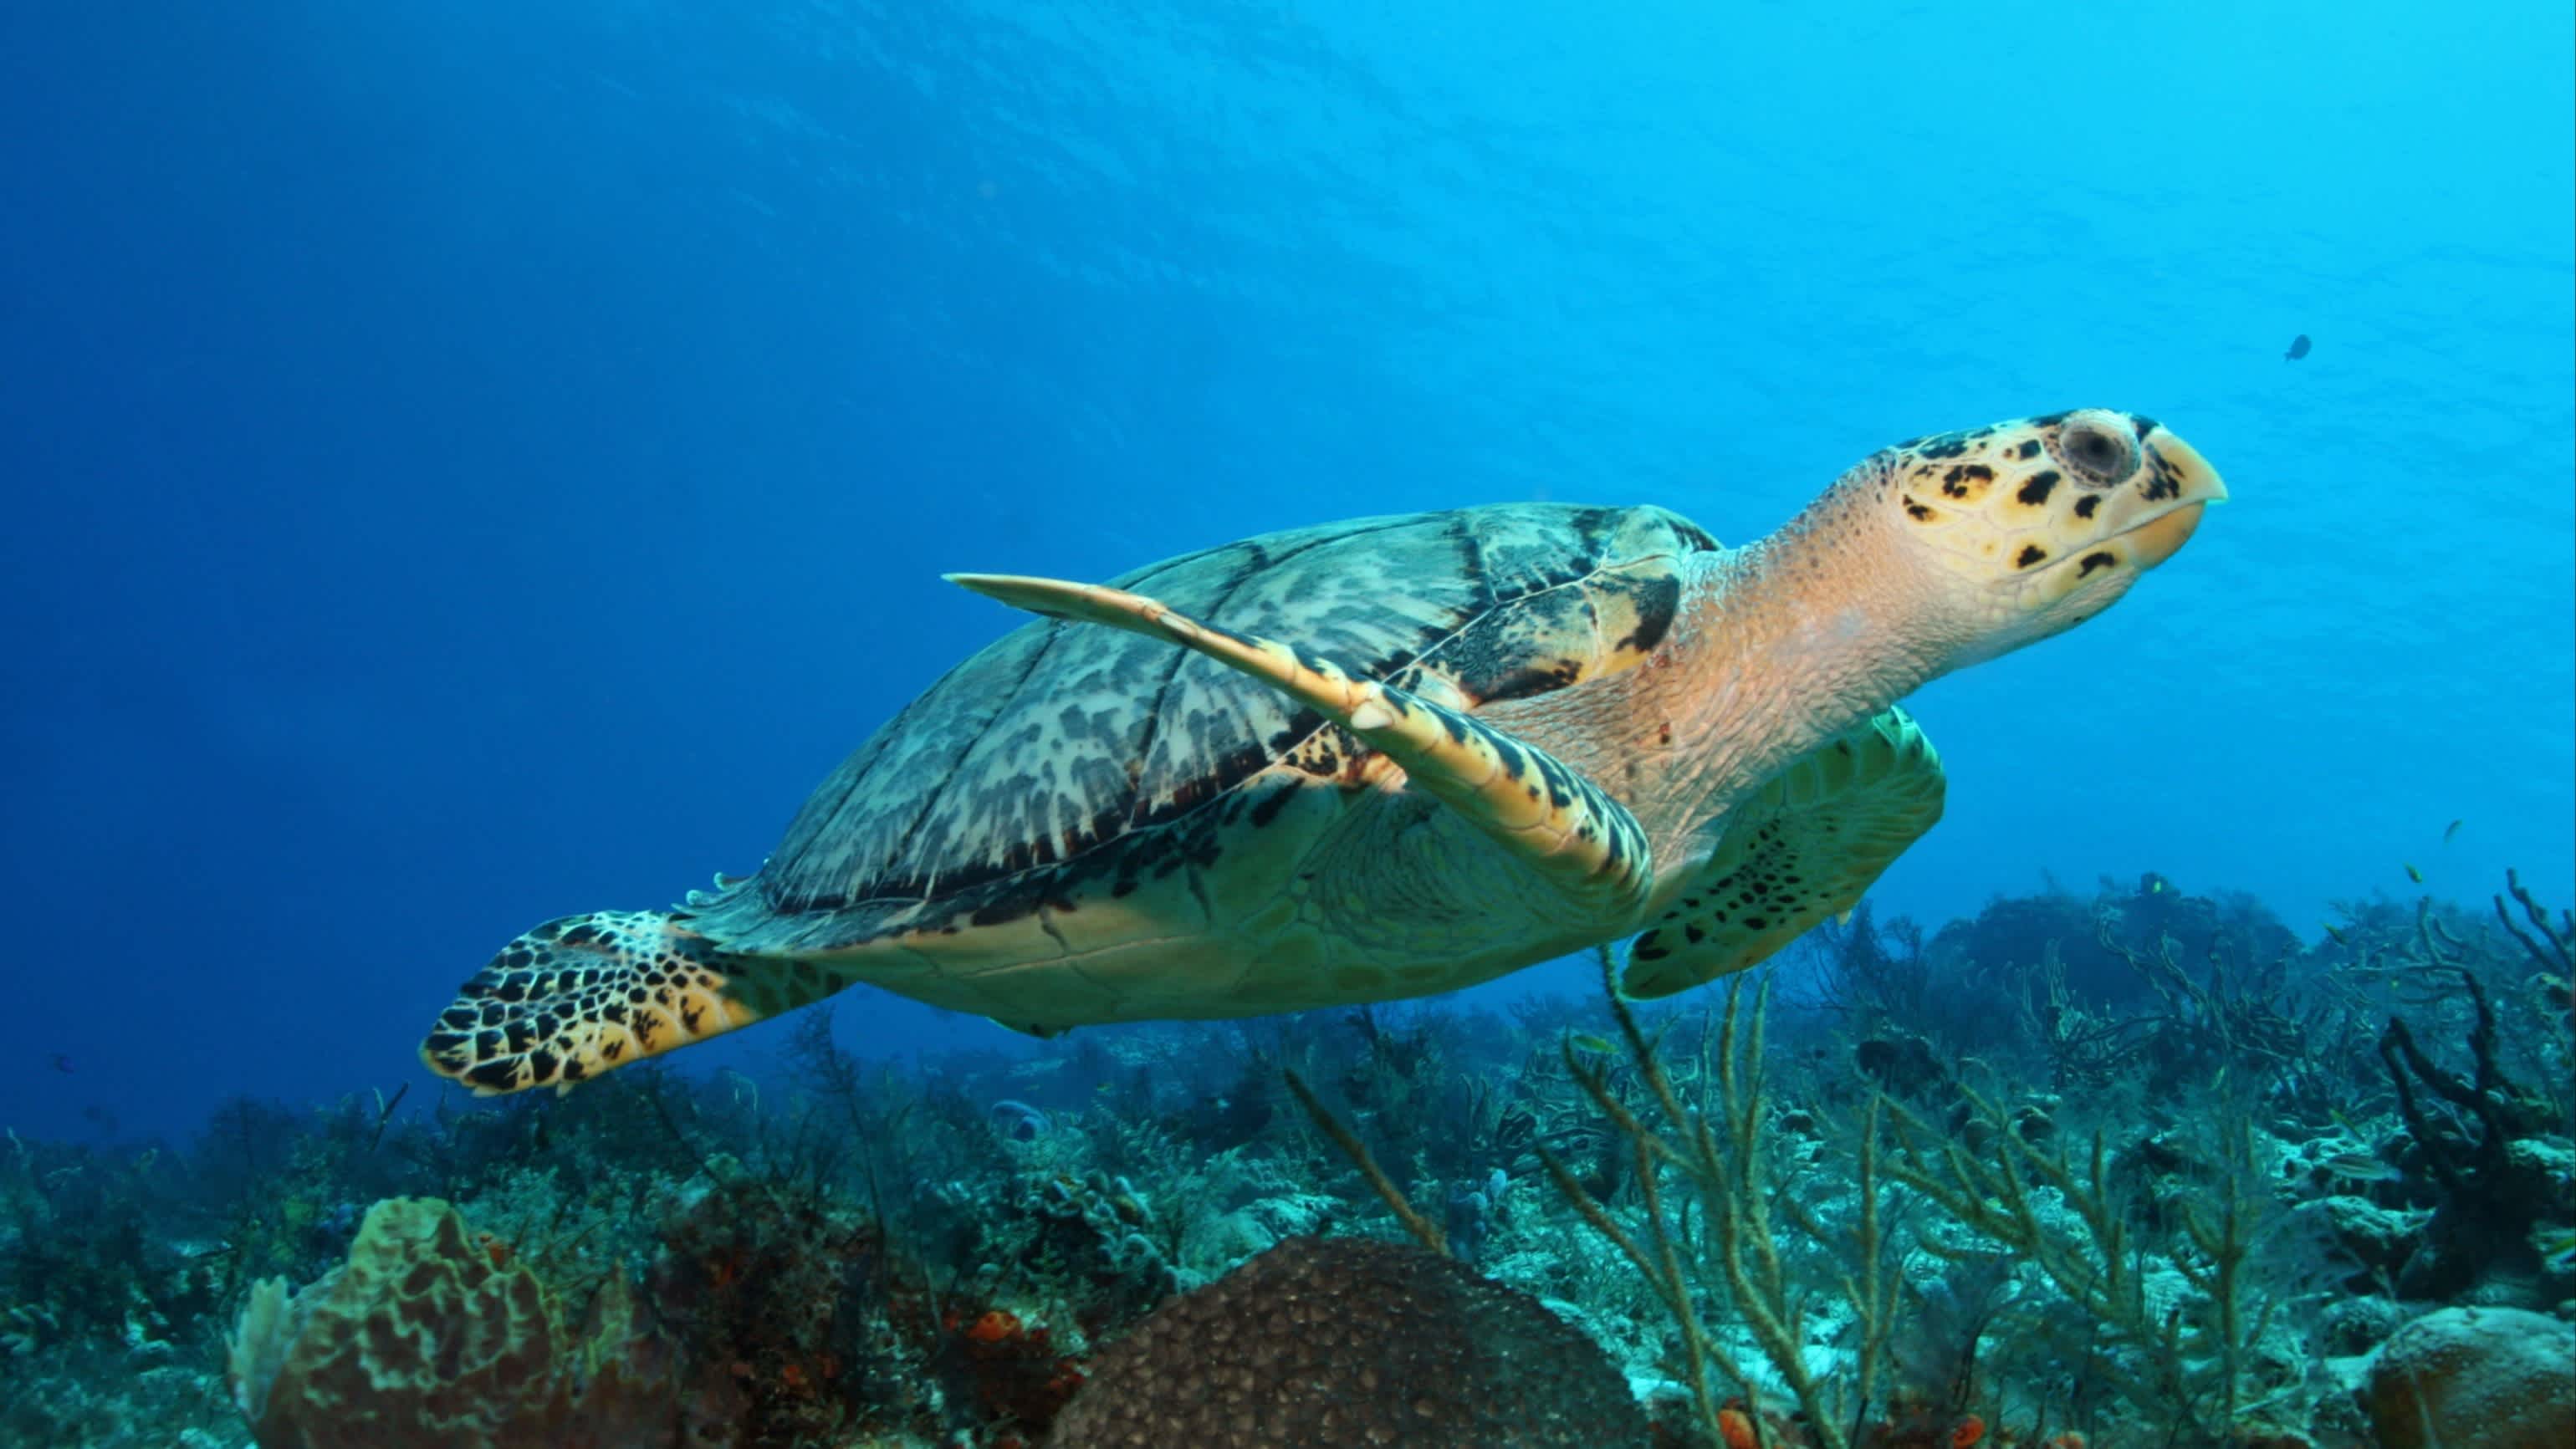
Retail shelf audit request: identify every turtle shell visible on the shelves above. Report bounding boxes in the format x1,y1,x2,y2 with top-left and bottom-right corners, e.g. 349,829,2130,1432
682,503,1717,956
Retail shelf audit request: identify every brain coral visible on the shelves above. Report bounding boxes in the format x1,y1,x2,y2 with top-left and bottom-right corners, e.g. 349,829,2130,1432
2363,1304,2576,1449
1046,1235,1644,1448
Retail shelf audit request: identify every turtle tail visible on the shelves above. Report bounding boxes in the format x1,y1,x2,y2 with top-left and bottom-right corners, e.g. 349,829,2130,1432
420,910,790,1095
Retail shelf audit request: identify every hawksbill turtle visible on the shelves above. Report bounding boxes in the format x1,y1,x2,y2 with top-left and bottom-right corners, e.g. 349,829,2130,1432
422,409,2226,1095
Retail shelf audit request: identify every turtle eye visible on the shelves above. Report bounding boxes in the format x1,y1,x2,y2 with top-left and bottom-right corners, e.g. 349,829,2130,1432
2061,421,2137,484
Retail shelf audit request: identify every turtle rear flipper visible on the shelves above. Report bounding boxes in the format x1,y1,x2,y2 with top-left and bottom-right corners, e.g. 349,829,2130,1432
1623,708,1945,997
420,911,826,1094
949,571,1654,921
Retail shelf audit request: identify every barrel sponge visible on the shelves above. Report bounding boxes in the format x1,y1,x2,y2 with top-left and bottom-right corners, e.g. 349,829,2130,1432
225,1196,676,1449
2363,1305,2576,1449
1047,1235,1645,1448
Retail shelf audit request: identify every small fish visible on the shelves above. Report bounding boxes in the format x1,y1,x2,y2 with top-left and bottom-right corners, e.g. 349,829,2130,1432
2405,862,2424,884
2318,1152,2403,1184
2443,819,2462,844
2284,334,2311,361
2538,1224,2576,1273
46,1054,73,1074
1568,1033,1616,1056
2323,923,2350,946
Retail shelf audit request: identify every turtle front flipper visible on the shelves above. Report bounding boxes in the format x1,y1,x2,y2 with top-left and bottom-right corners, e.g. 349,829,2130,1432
1623,708,1945,998
420,911,832,1095
949,572,1653,921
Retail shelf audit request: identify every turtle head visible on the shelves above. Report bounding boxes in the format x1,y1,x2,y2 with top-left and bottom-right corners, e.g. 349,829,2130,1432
1858,409,2227,666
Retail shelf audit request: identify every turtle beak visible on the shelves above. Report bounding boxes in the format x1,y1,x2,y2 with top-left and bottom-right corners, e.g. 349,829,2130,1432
2124,431,2228,569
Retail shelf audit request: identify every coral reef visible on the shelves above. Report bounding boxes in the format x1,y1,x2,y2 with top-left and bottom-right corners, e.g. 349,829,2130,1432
2361,1304,2575,1449
1046,1235,1643,1448
1004,1169,1183,1333
1,869,2567,1447
225,1196,683,1449
2373,882,2575,1306
641,1171,899,1446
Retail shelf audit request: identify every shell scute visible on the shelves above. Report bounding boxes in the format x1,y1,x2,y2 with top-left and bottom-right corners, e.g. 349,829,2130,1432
687,502,1716,953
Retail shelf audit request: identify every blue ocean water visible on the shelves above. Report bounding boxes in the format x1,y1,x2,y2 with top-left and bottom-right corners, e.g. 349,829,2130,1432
1,0,2567,1145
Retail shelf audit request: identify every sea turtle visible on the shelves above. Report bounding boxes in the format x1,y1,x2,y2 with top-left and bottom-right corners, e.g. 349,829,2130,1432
422,409,2226,1095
